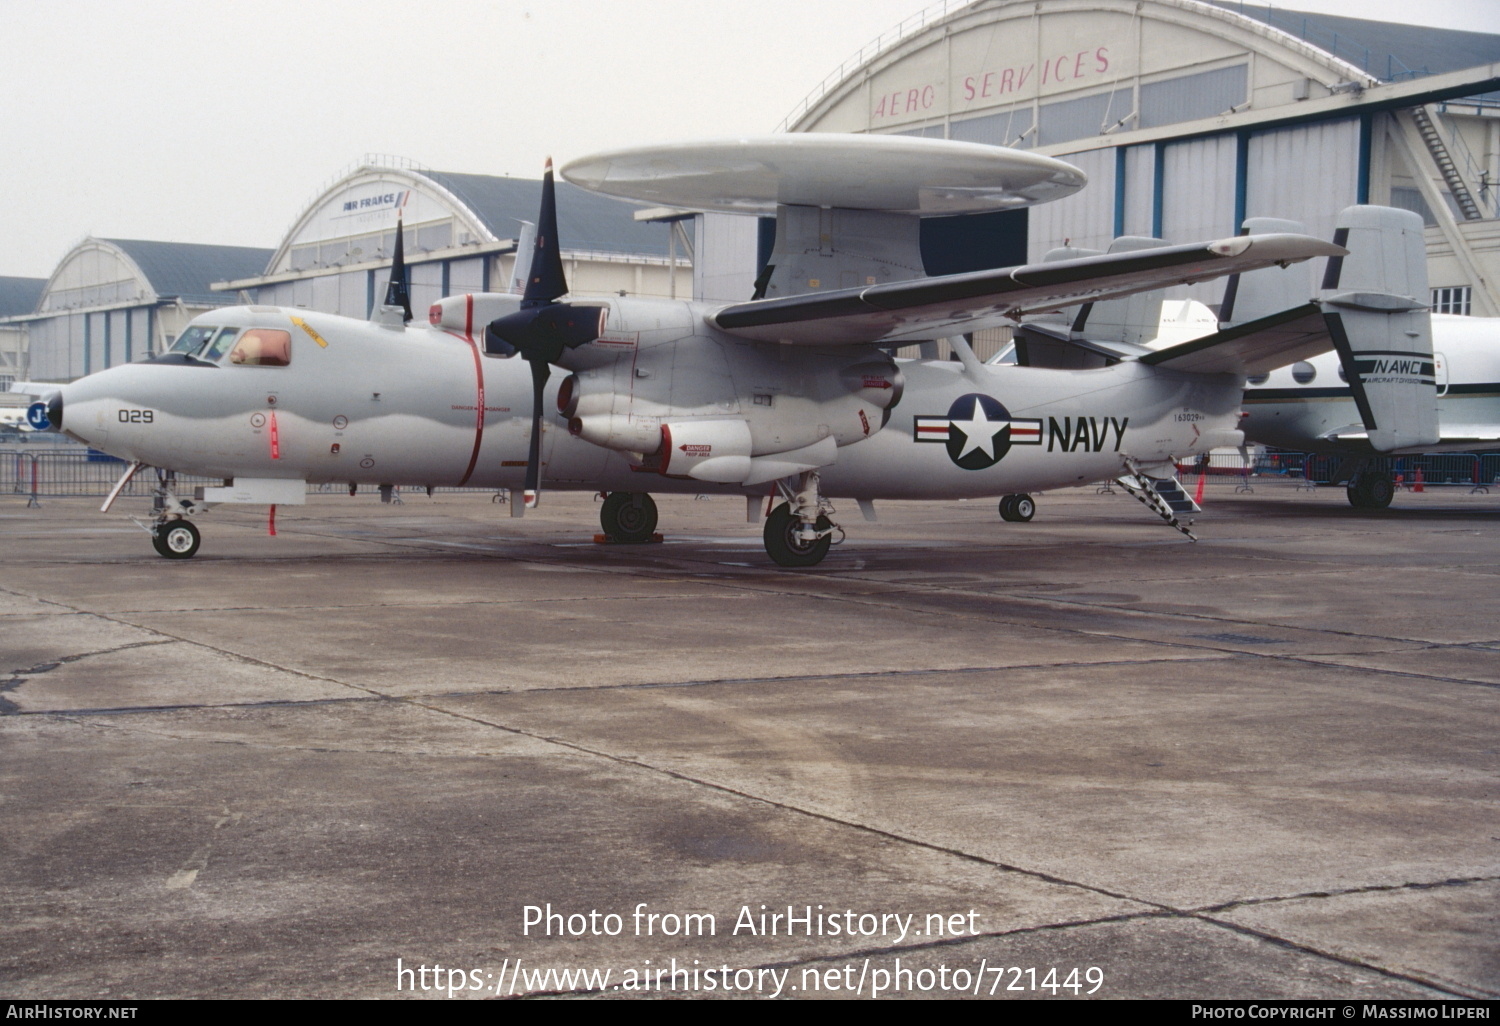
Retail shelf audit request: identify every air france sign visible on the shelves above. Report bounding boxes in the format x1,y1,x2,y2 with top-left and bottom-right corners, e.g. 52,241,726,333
337,190,412,219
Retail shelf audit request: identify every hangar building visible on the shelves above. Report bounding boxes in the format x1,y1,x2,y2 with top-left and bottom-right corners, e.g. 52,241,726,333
215,159,687,319
6,161,685,385
9,240,272,385
0,277,45,396
785,0,1500,314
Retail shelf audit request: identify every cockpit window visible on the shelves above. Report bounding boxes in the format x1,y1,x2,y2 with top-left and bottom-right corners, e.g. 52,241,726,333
202,327,241,362
170,326,217,355
228,329,292,367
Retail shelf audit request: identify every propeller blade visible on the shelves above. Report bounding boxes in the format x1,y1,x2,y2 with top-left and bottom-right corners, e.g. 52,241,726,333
383,216,413,323
525,357,550,498
522,159,569,308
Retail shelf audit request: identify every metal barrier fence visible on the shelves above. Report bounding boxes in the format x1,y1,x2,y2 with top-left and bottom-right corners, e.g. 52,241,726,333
1178,450,1500,487
3,450,220,505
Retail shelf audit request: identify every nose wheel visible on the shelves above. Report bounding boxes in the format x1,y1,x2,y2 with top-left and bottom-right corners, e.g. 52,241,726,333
152,519,201,559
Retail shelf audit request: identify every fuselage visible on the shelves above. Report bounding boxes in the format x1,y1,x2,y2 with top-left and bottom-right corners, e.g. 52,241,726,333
54,298,1242,500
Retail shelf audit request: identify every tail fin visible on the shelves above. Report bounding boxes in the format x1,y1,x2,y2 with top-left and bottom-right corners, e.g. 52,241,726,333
1075,237,1170,346
1220,217,1313,327
1320,206,1437,452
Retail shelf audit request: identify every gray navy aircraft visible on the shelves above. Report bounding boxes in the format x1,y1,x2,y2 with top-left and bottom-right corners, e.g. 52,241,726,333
20,135,1431,566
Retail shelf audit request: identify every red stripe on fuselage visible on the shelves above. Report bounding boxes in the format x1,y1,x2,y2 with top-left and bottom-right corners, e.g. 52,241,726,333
452,294,485,486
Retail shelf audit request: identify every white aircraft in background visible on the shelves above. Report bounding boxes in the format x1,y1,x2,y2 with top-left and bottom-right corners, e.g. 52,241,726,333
16,134,1380,566
1000,211,1473,510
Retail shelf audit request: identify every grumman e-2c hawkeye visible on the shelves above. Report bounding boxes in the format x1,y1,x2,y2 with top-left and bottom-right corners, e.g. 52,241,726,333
26,135,1383,566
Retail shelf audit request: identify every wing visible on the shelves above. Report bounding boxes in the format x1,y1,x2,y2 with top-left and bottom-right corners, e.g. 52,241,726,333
711,234,1343,346
1137,302,1333,375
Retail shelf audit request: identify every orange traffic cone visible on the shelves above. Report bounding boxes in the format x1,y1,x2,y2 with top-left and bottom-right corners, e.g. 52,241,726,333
1414,467,1425,493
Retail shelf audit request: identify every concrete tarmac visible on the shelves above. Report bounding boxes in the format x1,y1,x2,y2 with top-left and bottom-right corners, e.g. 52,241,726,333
1,482,1497,1000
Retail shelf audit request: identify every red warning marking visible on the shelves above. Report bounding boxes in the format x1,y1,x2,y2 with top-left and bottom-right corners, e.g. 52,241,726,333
268,504,278,537
269,411,281,460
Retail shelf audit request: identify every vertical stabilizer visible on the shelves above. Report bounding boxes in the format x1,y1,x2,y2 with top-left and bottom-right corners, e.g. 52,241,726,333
506,221,538,295
1221,218,1313,326
1077,236,1170,345
1319,206,1438,452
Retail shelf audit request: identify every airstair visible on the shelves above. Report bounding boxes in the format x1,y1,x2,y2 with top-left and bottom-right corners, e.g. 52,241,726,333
1117,460,1200,540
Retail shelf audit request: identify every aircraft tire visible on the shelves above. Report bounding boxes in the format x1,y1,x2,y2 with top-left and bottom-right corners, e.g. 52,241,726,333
763,504,831,568
999,494,1036,522
1363,473,1394,509
1346,473,1394,510
599,492,659,543
152,520,201,560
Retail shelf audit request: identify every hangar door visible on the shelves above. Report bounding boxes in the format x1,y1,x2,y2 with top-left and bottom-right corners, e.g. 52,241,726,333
1161,135,1239,303
1245,119,1361,246
1026,147,1118,262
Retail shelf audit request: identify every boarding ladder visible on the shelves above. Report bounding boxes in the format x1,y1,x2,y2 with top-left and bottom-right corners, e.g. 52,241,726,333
1117,458,1199,541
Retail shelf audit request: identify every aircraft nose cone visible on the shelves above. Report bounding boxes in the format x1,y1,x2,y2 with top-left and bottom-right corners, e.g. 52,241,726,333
46,391,62,432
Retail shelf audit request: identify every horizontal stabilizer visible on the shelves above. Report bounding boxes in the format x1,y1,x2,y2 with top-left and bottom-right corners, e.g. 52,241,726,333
712,233,1344,346
1138,303,1332,375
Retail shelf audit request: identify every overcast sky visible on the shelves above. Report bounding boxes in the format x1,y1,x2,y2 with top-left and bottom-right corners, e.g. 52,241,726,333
3,0,1498,278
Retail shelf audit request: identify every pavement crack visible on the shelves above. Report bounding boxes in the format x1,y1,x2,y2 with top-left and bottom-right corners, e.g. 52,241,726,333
1194,874,1500,914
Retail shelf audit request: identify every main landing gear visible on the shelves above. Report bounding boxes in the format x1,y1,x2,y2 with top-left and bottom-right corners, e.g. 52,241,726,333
1347,470,1395,509
763,471,842,568
998,493,1036,522
599,492,659,543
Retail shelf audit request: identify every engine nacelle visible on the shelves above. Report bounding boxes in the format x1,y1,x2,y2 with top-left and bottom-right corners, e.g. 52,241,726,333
569,412,663,455
557,330,907,483
659,420,754,483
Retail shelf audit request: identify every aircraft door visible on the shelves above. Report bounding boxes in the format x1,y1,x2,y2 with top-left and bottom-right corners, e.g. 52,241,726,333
1434,352,1449,397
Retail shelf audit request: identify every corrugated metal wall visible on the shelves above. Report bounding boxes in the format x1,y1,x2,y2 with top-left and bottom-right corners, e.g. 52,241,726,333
1161,135,1240,303
1121,145,1156,237
1026,147,1118,261
1246,119,1361,244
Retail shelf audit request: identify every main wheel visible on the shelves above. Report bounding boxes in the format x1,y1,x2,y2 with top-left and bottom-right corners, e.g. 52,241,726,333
999,493,1036,522
1347,472,1394,509
599,492,659,543
763,503,832,568
152,519,201,559
1364,473,1394,509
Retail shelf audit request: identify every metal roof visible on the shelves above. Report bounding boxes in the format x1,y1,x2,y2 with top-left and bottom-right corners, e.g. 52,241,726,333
0,277,46,318
422,171,672,258
102,239,275,305
1210,2,1500,82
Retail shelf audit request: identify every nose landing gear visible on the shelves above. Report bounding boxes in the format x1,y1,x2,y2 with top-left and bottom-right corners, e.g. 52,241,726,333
152,519,201,559
137,469,208,559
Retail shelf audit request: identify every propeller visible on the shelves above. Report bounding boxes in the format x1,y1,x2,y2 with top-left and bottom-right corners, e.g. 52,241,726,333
486,159,606,511
383,216,413,323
